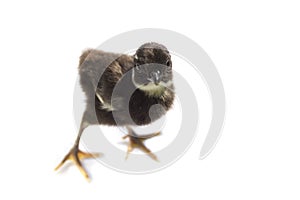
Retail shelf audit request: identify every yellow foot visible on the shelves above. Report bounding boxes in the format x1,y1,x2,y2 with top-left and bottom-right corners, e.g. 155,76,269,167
55,147,100,181
122,130,161,161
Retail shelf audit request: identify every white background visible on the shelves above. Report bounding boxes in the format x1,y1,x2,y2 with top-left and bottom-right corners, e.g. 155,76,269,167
0,0,299,199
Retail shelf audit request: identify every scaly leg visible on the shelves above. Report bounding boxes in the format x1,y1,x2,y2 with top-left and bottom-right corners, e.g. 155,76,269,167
123,126,161,161
55,120,100,181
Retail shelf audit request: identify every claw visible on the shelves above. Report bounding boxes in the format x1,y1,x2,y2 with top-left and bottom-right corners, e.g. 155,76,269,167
55,148,100,181
123,130,161,161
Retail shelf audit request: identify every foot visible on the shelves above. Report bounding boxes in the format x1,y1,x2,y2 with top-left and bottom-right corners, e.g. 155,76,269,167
122,129,161,161
55,147,100,181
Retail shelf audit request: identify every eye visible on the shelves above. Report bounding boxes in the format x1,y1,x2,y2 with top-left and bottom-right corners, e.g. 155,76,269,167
166,60,171,66
166,60,172,72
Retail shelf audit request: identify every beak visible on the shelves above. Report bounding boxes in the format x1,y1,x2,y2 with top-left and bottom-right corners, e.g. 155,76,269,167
150,71,161,85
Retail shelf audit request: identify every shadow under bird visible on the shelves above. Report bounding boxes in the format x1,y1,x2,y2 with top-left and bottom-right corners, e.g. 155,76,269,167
55,42,175,180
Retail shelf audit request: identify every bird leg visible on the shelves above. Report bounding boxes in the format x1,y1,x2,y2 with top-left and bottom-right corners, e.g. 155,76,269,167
55,121,100,181
122,127,161,161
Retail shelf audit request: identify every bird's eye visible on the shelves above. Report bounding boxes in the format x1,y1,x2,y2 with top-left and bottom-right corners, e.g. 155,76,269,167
166,60,172,72
166,60,171,66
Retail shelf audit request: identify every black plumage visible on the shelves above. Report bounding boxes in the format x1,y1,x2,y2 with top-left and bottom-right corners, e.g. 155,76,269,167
55,42,174,180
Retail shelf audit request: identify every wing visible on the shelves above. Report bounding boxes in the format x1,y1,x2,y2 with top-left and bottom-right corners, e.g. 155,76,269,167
78,49,121,102
78,49,134,111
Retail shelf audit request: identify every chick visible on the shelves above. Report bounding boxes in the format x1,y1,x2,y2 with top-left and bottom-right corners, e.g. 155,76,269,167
55,42,174,180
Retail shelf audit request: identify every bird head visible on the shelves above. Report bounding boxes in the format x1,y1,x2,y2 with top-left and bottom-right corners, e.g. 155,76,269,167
132,42,173,95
